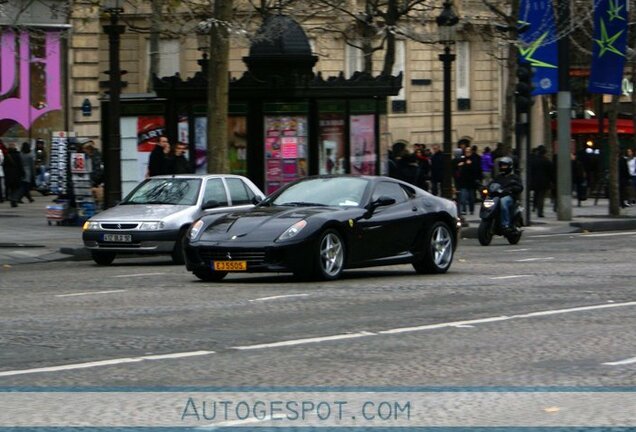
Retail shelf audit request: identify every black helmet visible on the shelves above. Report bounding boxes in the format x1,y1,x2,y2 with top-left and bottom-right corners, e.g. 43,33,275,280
498,156,513,174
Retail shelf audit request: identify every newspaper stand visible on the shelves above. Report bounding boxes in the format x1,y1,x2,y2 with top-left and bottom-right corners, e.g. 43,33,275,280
46,132,96,225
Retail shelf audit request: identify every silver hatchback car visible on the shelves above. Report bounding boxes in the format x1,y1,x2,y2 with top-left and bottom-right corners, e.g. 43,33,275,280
82,174,265,265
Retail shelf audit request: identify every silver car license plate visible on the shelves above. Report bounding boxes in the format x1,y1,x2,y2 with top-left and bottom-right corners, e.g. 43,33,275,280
103,234,132,242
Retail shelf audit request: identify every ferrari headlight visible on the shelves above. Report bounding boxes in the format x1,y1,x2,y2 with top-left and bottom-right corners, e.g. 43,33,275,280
82,221,100,231
139,221,164,230
483,199,495,209
277,220,307,241
189,219,205,240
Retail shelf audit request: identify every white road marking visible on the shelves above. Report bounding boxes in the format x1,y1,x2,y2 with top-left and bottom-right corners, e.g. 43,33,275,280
113,272,165,278
3,301,635,376
583,231,636,237
55,290,126,298
0,350,215,377
232,332,376,350
249,293,309,302
198,415,273,430
490,275,532,280
507,249,529,252
515,257,554,262
603,356,636,366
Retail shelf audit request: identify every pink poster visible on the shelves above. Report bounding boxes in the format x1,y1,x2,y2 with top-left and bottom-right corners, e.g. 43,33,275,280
349,114,376,175
267,159,282,181
281,137,298,159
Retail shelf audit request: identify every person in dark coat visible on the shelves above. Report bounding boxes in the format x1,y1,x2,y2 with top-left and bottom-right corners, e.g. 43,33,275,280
4,142,24,207
147,136,171,177
619,149,632,208
529,145,553,217
430,144,444,196
19,141,35,203
455,146,480,215
167,142,194,174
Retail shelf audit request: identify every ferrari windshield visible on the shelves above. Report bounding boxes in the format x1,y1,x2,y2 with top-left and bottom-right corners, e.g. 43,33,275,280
122,178,202,205
271,177,369,207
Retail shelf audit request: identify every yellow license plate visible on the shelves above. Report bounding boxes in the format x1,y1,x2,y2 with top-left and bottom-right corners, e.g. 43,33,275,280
213,260,247,271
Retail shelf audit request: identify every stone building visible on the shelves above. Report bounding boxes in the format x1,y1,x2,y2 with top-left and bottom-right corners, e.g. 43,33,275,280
1,0,506,172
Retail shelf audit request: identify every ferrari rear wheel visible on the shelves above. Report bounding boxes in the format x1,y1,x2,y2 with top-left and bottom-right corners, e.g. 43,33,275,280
413,221,453,274
193,268,227,282
315,229,345,280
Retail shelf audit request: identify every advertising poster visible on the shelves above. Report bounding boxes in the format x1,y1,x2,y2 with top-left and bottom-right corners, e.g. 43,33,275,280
349,114,376,175
319,114,346,175
264,115,308,194
194,116,207,174
137,116,165,178
228,116,247,175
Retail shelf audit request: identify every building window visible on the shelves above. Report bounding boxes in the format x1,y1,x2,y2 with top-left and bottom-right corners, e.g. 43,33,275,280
391,39,406,112
456,41,471,111
345,42,363,78
149,39,180,78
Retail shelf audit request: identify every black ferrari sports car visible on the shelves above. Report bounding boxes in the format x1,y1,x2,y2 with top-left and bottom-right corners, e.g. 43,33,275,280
184,175,460,281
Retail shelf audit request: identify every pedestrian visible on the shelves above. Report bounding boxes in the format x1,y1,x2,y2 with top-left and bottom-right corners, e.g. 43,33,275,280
572,152,587,207
430,144,444,196
0,139,6,203
455,146,479,215
481,146,494,185
81,141,105,208
4,142,24,207
34,138,48,190
529,145,553,217
413,145,431,190
619,148,632,208
167,142,194,174
147,136,171,177
19,141,35,203
626,148,636,204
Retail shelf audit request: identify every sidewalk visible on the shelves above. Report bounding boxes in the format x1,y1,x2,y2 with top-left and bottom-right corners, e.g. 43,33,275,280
1,193,635,266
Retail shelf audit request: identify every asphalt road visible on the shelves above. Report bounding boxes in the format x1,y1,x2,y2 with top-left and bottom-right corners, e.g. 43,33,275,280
1,230,635,389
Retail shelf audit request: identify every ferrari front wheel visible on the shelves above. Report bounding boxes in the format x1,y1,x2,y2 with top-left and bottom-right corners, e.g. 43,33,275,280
413,221,454,274
314,229,345,280
193,268,227,282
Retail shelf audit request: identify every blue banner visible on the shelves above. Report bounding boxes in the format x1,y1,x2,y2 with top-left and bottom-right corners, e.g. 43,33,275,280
588,0,628,94
518,0,559,95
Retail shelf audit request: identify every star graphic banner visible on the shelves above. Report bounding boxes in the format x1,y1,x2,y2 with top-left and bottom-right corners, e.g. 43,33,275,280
519,0,559,95
588,0,628,94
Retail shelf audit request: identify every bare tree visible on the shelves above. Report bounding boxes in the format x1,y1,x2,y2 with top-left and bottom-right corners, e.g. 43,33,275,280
206,0,233,174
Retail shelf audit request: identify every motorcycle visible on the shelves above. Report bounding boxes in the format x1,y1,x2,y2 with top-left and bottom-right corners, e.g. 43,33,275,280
477,181,524,246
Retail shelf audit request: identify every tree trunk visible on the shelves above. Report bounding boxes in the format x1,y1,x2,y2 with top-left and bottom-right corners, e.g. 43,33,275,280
148,0,162,92
380,0,397,76
608,95,620,216
206,0,232,174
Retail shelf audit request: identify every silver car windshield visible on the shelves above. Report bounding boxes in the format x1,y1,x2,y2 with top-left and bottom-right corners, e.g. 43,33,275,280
122,178,202,205
272,177,369,207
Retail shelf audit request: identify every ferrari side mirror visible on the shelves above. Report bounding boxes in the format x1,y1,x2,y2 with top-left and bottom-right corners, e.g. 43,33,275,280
367,195,396,215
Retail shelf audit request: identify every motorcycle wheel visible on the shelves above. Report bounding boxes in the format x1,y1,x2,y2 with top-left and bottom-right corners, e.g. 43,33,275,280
506,217,523,245
478,220,493,246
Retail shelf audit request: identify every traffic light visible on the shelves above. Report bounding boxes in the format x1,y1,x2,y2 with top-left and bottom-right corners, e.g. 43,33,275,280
515,59,533,113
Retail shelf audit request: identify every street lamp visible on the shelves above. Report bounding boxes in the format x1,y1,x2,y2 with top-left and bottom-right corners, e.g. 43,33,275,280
436,0,459,200
103,0,125,208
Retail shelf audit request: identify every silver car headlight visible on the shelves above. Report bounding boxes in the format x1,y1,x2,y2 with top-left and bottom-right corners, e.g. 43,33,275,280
82,221,100,231
277,220,307,241
139,221,165,230
189,219,205,240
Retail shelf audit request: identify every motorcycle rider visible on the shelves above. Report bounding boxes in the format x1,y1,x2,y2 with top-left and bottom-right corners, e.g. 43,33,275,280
492,156,523,233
